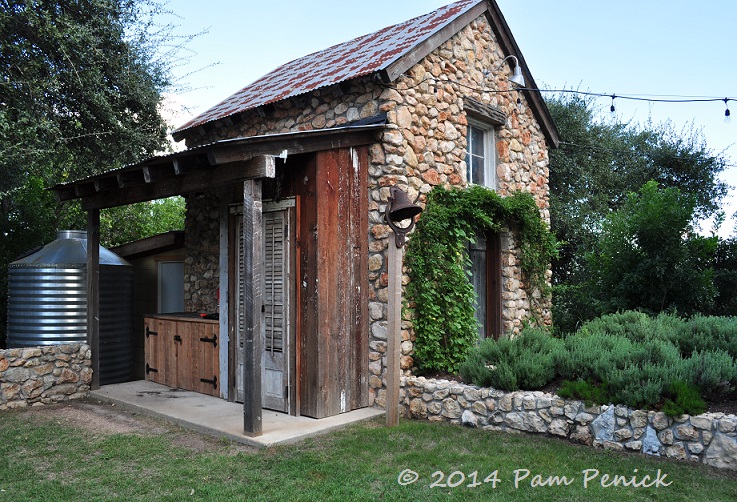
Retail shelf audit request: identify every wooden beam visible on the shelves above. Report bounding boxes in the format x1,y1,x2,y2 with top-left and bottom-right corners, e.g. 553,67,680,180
242,179,263,436
116,170,144,188
86,210,101,391
386,241,402,426
80,156,276,210
93,177,119,192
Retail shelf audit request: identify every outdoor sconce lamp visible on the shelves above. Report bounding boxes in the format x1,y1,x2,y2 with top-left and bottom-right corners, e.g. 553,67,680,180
385,186,423,248
495,54,525,87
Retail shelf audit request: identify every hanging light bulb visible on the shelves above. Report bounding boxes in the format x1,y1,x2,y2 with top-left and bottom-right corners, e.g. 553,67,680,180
725,99,732,124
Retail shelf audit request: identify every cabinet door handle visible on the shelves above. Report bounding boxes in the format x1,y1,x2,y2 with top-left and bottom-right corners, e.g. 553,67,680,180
173,335,182,344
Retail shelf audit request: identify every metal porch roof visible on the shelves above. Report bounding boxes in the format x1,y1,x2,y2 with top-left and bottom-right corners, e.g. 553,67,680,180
173,0,482,135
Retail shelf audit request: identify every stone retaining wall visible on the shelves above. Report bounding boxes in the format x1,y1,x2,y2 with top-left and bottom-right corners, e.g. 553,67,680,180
401,376,737,471
0,343,92,410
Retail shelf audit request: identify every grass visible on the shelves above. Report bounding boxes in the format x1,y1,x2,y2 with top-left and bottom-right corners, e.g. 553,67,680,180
0,408,736,501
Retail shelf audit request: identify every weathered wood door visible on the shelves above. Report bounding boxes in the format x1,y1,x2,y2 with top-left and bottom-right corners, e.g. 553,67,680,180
233,200,293,413
261,207,290,412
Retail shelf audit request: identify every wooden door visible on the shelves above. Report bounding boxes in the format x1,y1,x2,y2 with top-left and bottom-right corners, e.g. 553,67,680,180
232,200,294,412
262,208,290,412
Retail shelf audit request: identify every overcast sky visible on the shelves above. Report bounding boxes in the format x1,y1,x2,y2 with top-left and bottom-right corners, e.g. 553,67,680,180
160,0,737,232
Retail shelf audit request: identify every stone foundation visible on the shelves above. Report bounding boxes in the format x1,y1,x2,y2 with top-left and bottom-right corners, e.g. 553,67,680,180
0,343,91,410
401,376,737,471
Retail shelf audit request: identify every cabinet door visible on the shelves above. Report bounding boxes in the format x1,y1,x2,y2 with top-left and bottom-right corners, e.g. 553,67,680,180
144,317,166,385
173,320,195,391
193,323,219,396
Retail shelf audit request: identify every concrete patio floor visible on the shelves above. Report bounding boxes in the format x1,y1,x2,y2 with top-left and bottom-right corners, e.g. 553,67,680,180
90,380,384,449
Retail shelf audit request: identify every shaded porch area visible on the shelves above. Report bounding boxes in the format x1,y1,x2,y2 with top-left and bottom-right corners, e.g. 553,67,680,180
91,380,383,448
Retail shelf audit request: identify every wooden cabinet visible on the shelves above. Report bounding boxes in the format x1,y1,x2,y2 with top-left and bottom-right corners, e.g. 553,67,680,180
144,314,219,397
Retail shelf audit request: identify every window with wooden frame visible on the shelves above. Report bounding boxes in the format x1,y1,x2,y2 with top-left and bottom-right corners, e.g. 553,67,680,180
464,99,506,339
466,119,496,189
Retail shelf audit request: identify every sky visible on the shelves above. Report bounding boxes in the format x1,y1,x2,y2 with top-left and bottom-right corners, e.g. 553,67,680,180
159,0,737,233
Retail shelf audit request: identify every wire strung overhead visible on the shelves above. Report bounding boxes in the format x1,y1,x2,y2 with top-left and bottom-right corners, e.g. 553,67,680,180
389,73,736,123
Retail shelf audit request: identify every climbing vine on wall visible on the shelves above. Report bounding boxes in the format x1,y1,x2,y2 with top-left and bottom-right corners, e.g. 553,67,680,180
404,185,558,374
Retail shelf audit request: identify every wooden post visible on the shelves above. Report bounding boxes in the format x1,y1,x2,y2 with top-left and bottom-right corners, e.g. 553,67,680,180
86,209,101,390
242,179,263,436
386,241,403,426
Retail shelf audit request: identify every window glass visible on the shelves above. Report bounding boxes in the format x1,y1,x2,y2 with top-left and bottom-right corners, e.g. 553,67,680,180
466,122,495,189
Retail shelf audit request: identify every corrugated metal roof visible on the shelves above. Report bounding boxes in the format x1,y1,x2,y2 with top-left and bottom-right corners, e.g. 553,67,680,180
173,0,481,134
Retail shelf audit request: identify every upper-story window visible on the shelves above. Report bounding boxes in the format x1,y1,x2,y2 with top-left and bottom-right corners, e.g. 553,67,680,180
466,119,496,189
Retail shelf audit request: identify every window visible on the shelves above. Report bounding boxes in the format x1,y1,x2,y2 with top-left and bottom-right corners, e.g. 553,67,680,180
468,233,503,340
157,261,184,313
466,120,501,338
466,121,496,189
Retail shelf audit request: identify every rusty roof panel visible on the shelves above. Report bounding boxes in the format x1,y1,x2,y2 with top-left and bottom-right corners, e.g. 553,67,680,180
174,0,481,134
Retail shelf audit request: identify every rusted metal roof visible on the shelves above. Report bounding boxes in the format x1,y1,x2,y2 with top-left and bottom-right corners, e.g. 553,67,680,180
173,0,482,134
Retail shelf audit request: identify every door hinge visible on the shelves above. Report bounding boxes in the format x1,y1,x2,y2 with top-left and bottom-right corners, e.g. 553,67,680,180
200,375,217,389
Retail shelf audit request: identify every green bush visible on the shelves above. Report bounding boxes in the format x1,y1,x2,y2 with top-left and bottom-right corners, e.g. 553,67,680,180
684,350,737,398
663,381,707,417
459,327,563,391
458,310,736,416
557,379,608,407
677,315,737,357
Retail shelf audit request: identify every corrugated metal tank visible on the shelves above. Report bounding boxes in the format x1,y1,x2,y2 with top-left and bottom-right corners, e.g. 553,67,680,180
7,230,133,384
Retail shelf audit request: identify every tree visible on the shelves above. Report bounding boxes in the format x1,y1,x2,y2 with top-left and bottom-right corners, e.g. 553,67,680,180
548,94,728,281
586,181,717,317
0,0,188,341
546,94,729,331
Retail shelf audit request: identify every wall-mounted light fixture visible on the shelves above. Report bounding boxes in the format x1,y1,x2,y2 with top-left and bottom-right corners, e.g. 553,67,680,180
384,186,423,248
495,54,525,87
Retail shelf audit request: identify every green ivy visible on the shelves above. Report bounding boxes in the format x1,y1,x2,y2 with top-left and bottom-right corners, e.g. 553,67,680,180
404,185,558,373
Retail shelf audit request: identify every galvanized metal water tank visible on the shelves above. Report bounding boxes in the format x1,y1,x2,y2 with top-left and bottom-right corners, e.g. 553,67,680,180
7,230,133,384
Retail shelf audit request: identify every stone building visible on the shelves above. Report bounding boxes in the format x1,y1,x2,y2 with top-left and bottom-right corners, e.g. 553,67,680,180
53,0,559,436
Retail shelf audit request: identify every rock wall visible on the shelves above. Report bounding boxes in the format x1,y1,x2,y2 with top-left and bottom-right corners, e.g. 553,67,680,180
0,343,91,410
183,192,221,313
402,376,737,471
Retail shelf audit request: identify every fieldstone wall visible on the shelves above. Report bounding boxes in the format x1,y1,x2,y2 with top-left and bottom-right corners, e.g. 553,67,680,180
183,192,221,313
402,376,737,471
177,14,553,408
0,343,92,410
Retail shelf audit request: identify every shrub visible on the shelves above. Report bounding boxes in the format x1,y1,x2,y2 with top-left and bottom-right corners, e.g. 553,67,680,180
684,350,737,398
663,381,707,417
557,330,636,381
677,315,737,358
557,379,608,407
459,327,563,391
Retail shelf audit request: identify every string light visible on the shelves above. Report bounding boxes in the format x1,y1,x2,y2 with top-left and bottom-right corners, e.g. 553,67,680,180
725,98,732,124
387,74,735,123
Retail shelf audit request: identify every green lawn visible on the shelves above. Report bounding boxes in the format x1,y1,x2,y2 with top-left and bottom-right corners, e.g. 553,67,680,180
0,403,735,501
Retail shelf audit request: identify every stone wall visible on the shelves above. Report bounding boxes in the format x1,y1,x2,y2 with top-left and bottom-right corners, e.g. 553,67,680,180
0,343,92,410
177,14,553,408
401,376,737,471
183,192,221,313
